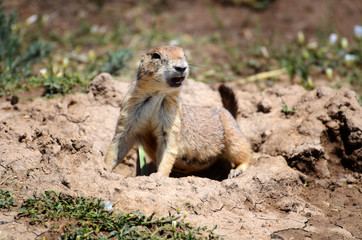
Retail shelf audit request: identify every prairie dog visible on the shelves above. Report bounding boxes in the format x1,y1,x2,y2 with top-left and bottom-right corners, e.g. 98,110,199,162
105,46,250,178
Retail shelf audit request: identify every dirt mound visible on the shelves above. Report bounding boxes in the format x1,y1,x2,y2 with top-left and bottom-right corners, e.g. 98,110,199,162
222,84,362,177
0,74,361,239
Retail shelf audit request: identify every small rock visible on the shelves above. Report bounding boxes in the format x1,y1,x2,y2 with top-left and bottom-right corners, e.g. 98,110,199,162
5,95,19,105
344,89,357,99
61,176,71,188
104,201,113,210
18,134,27,143
346,174,357,184
71,140,88,152
316,86,333,98
322,201,331,208
257,98,272,113
10,96,19,105
337,178,347,186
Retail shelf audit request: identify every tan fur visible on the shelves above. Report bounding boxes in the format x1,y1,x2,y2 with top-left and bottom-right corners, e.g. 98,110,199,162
105,46,250,178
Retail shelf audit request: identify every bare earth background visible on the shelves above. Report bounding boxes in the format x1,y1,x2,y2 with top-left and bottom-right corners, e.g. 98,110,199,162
1,0,362,239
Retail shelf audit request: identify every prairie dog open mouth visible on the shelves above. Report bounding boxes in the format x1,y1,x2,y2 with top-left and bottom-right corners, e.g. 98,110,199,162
168,76,185,87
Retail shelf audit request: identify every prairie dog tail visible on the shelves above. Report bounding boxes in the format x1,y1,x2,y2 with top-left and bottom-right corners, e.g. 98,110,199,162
218,84,238,119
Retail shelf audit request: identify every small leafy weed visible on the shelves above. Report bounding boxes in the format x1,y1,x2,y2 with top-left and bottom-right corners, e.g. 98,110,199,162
281,104,297,116
17,191,221,239
99,49,133,75
0,190,17,209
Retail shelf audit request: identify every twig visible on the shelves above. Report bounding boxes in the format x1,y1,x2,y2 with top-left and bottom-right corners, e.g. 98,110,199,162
236,68,286,83
0,176,11,185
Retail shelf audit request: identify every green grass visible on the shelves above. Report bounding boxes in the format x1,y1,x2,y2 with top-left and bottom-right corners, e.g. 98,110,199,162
15,191,220,239
0,7,53,95
0,6,133,97
0,3,361,100
273,32,362,90
0,190,17,209
218,0,274,9
25,48,133,96
138,146,148,176
212,31,361,90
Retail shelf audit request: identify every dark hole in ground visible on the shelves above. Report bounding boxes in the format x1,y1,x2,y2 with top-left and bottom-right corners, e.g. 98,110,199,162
136,157,232,181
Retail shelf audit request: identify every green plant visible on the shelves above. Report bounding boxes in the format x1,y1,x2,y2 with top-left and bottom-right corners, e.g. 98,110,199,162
18,191,221,239
218,0,274,10
26,63,86,97
99,49,133,75
281,104,297,116
0,190,17,209
0,6,136,97
0,7,53,95
138,146,147,176
24,47,133,97
274,31,361,90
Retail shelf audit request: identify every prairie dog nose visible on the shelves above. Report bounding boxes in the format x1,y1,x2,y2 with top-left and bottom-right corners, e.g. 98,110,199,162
174,60,188,73
174,66,187,73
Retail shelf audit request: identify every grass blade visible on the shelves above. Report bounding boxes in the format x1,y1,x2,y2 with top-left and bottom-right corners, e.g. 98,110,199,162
138,146,147,176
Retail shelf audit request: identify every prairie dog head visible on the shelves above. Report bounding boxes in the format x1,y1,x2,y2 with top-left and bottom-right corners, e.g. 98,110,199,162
137,46,189,91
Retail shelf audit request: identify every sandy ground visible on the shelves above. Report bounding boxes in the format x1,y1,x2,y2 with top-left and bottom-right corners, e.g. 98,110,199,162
1,73,361,239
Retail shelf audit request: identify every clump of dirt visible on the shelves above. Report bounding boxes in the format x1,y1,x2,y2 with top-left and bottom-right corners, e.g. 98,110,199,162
0,74,361,239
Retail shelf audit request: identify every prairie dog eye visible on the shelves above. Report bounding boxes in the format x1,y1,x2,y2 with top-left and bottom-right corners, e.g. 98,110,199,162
151,53,161,59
